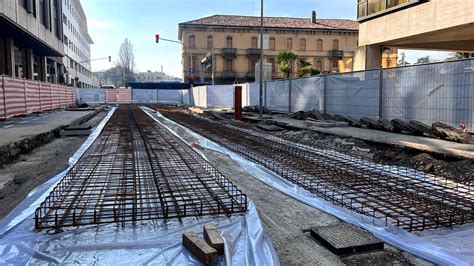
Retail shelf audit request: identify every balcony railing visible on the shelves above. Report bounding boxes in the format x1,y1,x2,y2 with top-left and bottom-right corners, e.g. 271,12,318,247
329,50,344,60
221,48,237,59
246,48,260,58
222,70,236,80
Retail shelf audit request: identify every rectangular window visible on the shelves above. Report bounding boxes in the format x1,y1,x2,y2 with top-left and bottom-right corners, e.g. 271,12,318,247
269,38,275,51
249,59,256,73
268,58,276,73
287,38,293,50
251,37,258,49
333,39,339,50
359,0,419,19
300,38,306,51
207,35,213,49
317,39,323,52
188,35,195,49
226,36,233,48
368,0,386,15
225,59,233,71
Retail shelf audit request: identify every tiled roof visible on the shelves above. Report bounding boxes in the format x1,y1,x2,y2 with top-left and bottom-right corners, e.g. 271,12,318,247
180,15,359,31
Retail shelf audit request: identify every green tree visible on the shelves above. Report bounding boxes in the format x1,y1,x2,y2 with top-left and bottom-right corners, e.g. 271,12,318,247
297,59,320,77
415,56,432,65
398,51,410,66
276,50,298,78
451,52,474,59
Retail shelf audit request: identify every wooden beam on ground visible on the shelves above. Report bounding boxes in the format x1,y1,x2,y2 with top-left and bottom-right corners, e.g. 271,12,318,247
182,232,219,265
203,224,225,255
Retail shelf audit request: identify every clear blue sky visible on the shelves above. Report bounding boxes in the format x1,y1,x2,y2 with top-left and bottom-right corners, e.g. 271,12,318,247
82,0,449,77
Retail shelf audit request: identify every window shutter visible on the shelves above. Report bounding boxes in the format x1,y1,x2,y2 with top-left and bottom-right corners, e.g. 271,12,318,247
25,0,33,13
44,0,51,29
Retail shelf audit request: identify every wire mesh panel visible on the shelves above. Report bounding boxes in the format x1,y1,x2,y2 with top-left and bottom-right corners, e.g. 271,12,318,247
133,89,158,103
248,82,262,106
383,59,474,130
266,79,290,112
207,85,234,108
326,70,380,119
291,76,324,112
77,88,106,104
34,105,247,229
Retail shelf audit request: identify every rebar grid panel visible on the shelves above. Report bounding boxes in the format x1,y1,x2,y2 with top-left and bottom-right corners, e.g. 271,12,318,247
34,105,247,230
154,106,474,232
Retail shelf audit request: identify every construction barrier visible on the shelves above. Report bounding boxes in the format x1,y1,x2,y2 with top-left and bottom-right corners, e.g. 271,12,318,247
0,75,77,120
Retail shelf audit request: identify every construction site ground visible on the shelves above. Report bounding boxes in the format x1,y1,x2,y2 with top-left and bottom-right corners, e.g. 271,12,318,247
0,108,109,218
265,116,474,160
2,104,468,264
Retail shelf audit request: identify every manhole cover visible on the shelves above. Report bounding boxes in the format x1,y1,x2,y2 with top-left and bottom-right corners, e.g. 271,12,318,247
310,224,384,256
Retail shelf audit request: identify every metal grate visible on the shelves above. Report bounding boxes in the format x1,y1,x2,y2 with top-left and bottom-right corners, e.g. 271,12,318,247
34,105,247,230
156,106,474,232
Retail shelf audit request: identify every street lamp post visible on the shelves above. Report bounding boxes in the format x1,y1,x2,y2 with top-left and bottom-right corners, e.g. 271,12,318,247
258,0,264,118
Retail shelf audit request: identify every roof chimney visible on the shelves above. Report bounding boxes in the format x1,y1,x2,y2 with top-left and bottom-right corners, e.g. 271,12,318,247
311,11,317,24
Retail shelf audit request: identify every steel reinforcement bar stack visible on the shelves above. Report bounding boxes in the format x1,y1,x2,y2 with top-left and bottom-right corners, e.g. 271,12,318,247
34,105,247,230
155,106,474,232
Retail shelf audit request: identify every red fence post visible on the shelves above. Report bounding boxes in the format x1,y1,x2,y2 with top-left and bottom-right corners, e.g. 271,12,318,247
234,85,242,121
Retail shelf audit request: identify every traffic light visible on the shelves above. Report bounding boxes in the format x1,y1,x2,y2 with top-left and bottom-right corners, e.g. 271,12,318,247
155,34,160,43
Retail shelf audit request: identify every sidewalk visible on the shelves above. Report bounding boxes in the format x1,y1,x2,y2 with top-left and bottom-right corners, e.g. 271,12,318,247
0,109,99,166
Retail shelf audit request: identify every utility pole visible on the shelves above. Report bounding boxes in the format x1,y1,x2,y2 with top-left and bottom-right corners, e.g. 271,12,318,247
258,0,264,118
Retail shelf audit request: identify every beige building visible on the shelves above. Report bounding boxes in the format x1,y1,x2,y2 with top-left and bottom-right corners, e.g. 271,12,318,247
178,13,359,84
354,0,474,70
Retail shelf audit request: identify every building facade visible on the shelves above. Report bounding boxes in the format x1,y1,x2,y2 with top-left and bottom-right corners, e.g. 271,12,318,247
354,0,474,70
62,0,95,87
178,13,359,84
0,0,95,87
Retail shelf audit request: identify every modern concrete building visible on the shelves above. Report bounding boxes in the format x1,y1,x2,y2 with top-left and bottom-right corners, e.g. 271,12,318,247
62,0,95,88
0,0,95,87
354,0,474,70
178,13,359,84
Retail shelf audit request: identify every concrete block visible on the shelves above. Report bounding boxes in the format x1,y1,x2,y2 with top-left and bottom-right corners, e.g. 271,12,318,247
182,232,218,265
203,224,225,255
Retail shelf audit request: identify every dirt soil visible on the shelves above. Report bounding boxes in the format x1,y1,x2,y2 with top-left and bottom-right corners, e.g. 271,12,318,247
273,129,474,184
0,110,108,219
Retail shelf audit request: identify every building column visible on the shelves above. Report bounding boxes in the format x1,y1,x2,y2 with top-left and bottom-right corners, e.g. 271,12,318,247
52,61,59,84
353,44,383,71
0,38,15,76
23,48,34,80
39,56,47,82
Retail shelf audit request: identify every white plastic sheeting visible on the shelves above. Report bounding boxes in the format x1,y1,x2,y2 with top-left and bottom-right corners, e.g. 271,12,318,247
0,106,279,265
152,110,474,266
326,70,380,119
133,89,158,103
248,82,262,106
191,86,207,108
265,80,290,112
207,85,234,108
291,77,324,112
77,88,106,104
157,89,184,103
382,59,474,130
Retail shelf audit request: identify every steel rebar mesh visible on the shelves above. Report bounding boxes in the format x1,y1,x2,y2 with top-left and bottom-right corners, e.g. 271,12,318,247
34,105,247,230
155,106,474,232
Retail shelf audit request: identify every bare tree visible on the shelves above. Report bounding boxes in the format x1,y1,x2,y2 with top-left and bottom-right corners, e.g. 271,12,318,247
117,38,136,85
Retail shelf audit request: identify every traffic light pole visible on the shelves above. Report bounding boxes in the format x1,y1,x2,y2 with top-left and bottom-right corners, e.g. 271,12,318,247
156,37,193,82
258,0,264,119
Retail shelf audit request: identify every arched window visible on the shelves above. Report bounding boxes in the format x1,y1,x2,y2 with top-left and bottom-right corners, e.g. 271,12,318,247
188,35,195,48
300,38,306,51
226,36,233,48
316,39,323,51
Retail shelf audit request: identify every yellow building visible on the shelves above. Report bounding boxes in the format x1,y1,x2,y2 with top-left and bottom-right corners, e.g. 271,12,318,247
178,13,359,84
354,0,474,70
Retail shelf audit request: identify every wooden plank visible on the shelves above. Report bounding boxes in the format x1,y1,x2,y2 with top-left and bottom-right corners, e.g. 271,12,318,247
183,232,218,265
360,117,381,130
203,224,225,255
409,120,438,137
432,122,472,143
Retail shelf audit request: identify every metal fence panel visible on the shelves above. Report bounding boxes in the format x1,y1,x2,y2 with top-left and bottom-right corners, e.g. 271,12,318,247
207,85,234,108
383,60,474,130
266,79,290,112
157,89,183,103
248,82,262,106
326,70,380,119
133,89,158,103
291,76,324,112
191,86,207,108
77,88,106,104
182,89,190,105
